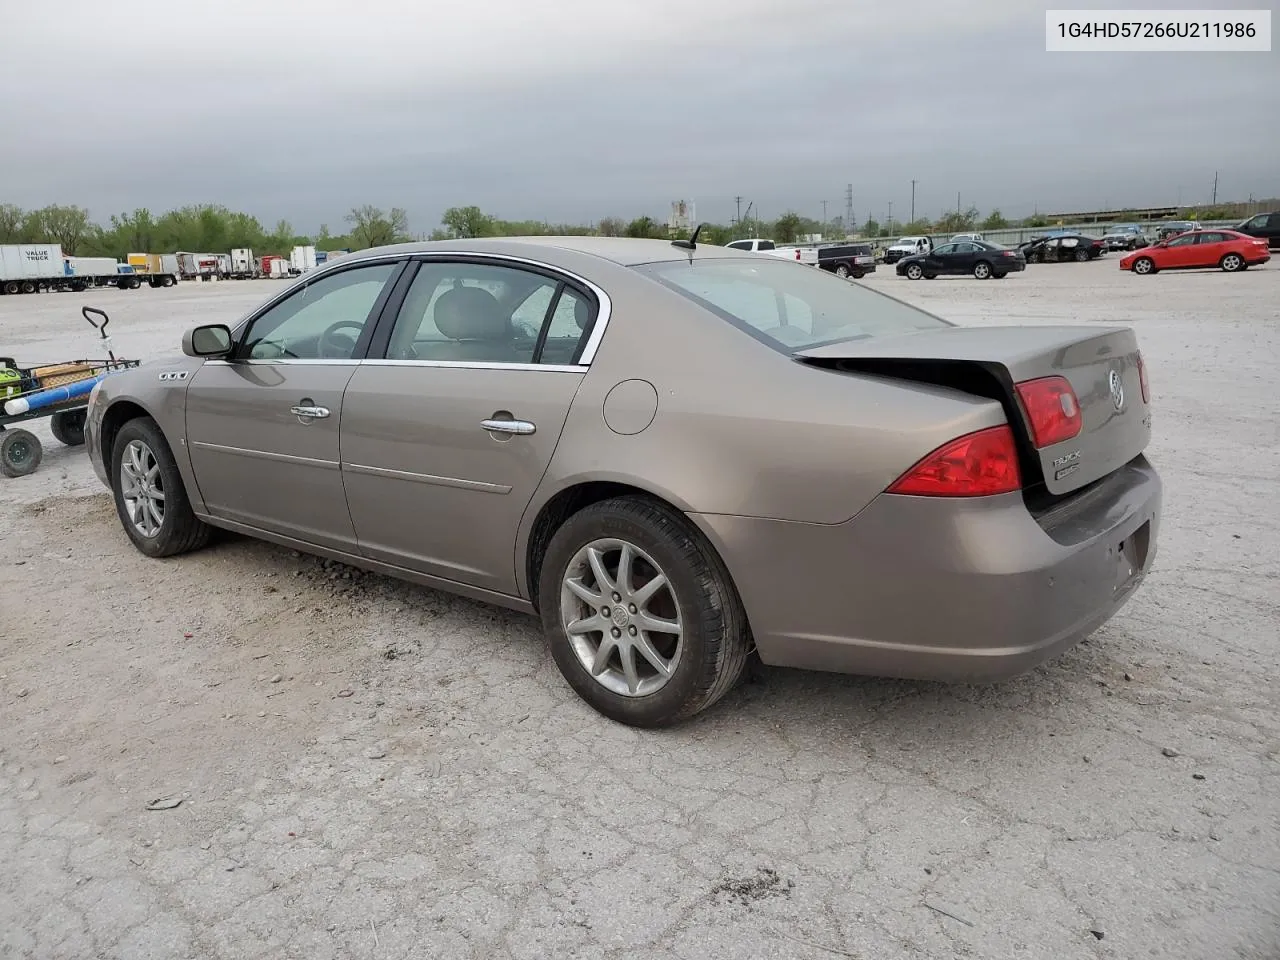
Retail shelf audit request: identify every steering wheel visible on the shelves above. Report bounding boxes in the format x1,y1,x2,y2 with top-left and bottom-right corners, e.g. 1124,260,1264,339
318,320,364,359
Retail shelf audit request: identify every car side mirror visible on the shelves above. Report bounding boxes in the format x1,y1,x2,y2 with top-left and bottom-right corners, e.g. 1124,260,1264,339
183,324,233,358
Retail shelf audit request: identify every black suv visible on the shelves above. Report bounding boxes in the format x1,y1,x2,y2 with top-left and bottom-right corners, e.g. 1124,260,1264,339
1235,211,1280,250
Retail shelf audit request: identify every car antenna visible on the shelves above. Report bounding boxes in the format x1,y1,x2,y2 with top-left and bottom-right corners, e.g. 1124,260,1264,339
671,222,705,251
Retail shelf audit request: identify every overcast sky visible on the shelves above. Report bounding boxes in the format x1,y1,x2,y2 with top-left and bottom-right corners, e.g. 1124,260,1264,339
2,0,1277,233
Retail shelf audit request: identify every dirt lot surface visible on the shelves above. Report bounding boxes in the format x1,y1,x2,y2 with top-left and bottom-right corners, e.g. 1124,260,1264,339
2,262,1278,959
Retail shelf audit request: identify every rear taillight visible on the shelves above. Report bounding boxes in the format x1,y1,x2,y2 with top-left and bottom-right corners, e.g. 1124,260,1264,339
1015,376,1082,448
1136,353,1150,403
795,249,801,260
887,426,1021,497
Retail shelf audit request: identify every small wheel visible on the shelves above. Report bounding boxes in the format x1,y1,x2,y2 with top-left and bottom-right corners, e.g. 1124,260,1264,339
1132,257,1156,275
835,264,850,279
20,280,36,294
1221,253,1244,273
973,261,992,279
905,263,924,280
2,281,17,295
1,428,43,477
50,408,87,446
111,418,211,558
539,496,750,728
1074,248,1089,262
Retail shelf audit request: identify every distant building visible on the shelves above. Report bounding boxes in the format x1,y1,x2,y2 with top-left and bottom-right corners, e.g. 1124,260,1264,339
668,200,695,233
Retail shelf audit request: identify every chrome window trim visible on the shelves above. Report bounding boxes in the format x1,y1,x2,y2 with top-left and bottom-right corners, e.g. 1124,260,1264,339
204,359,360,367
228,254,407,340
360,359,585,374
402,252,613,365
220,249,613,367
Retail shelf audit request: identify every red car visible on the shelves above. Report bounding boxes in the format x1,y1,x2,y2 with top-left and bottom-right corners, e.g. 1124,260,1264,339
1120,229,1270,275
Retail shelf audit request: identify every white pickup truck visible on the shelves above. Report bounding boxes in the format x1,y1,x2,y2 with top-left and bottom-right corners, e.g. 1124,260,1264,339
724,238,819,265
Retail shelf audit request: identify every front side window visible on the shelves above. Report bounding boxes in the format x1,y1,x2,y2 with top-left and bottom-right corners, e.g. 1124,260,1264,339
934,243,957,255
383,260,595,364
239,262,398,360
1244,214,1268,229
636,257,949,353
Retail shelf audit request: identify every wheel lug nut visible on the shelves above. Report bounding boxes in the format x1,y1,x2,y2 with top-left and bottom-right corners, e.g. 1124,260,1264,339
628,626,637,636
601,607,611,617
611,627,621,638
612,592,621,603
629,604,637,614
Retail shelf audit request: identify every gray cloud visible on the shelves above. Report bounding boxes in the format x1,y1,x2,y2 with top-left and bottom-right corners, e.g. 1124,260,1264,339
2,0,1276,232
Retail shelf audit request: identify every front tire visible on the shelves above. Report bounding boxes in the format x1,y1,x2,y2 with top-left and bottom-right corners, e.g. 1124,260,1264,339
973,261,992,279
538,497,750,728
110,418,211,558
1221,253,1244,272
905,263,924,280
1132,257,1156,275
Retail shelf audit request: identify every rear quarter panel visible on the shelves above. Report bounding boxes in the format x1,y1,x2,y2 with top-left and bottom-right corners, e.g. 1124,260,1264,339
524,260,1007,536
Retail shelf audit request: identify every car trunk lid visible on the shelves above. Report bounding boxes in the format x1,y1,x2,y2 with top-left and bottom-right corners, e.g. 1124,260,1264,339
796,325,1150,496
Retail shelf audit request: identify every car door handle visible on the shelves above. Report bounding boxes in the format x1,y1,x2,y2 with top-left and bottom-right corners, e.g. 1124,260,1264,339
481,418,536,435
290,404,330,420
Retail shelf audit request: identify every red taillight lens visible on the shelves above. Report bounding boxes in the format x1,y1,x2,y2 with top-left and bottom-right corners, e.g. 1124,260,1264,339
795,249,801,260
887,425,1021,497
1136,353,1150,403
1015,376,1082,448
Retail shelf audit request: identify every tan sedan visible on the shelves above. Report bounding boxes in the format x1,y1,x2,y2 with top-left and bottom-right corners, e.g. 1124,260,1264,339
86,237,1161,727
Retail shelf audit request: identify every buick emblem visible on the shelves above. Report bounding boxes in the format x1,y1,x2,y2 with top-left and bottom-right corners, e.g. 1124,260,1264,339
1109,369,1125,412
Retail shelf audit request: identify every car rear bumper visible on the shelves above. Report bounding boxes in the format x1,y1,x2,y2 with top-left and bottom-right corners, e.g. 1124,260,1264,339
693,456,1161,683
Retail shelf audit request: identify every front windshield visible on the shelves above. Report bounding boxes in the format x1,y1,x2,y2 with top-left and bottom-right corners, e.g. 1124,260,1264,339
635,257,951,353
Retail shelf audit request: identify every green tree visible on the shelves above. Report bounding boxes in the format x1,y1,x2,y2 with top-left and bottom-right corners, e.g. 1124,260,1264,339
860,218,880,237
597,216,626,237
625,216,659,239
1022,213,1050,228
346,205,410,248
441,205,493,239
981,209,1009,231
33,204,92,254
901,218,933,236
0,204,23,242
934,206,980,234
772,211,803,244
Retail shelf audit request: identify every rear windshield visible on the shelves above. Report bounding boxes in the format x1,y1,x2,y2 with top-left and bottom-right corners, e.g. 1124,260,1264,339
634,257,951,353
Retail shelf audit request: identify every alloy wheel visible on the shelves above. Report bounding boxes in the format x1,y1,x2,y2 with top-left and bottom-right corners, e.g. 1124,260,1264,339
560,538,683,698
119,439,166,537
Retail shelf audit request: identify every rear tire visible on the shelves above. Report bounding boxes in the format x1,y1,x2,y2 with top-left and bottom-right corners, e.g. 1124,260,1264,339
835,264,850,279
538,496,750,728
162,276,175,287
905,263,924,280
1220,253,1244,272
110,418,211,558
1074,248,1089,262
2,281,17,295
50,409,87,446
1,428,42,477
1132,257,1156,275
973,261,992,279
20,280,35,294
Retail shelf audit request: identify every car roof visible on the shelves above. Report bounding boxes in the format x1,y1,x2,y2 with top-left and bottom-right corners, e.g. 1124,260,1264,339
324,236,749,268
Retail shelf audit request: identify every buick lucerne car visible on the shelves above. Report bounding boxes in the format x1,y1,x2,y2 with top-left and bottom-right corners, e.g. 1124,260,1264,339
86,238,1161,727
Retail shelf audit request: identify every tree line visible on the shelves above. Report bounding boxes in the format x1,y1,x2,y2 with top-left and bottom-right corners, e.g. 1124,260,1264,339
2,199,1266,258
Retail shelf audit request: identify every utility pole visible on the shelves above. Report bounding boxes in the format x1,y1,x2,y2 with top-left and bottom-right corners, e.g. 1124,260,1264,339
910,180,917,223
887,201,893,225
822,199,828,223
845,183,854,236
956,192,961,216
1212,171,1218,206
733,196,743,225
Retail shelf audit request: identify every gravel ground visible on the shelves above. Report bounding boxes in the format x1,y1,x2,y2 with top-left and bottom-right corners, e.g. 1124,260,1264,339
1,261,1278,960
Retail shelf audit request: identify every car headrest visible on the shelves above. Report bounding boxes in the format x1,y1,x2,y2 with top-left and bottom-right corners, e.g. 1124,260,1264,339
574,297,590,331
434,287,507,341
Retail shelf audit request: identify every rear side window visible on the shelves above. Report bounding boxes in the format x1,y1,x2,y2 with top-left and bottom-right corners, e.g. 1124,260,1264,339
636,258,949,353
